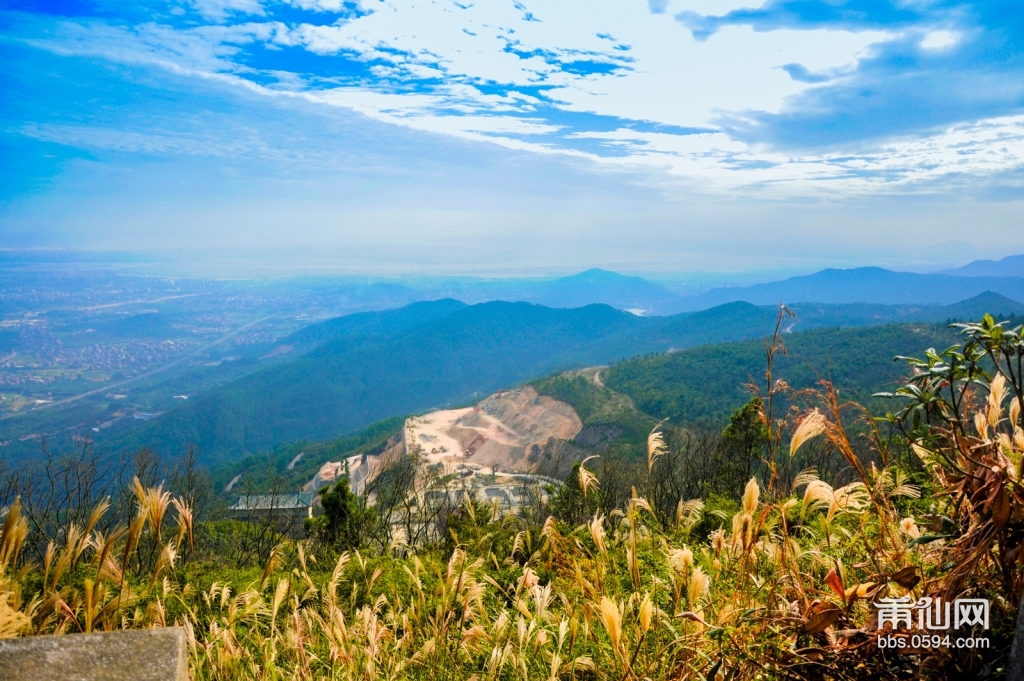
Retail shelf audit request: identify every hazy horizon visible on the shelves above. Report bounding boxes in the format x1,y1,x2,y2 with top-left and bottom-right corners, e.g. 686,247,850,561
3,1,1023,272
0,244,1012,282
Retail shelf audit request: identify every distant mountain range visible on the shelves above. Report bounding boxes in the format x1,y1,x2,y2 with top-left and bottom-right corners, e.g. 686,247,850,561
512,268,683,313
675,267,1024,311
408,268,686,315
107,301,655,463
100,291,1024,464
938,254,1024,278
411,261,1024,315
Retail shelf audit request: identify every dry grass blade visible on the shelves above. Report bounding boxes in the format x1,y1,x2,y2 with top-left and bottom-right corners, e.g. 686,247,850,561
131,478,172,543
598,597,622,654
260,543,284,591
742,477,760,515
646,420,668,473
668,546,694,574
638,592,653,633
988,372,1008,428
790,409,827,458
151,542,177,586
686,567,709,611
83,499,109,544
589,514,607,555
171,498,194,552
0,590,30,640
578,457,600,499
0,499,28,571
827,483,870,521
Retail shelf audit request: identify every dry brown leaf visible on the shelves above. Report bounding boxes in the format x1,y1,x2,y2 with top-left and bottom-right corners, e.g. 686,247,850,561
843,582,877,603
824,568,845,602
803,606,842,634
889,566,920,590
993,487,1012,527
677,611,709,627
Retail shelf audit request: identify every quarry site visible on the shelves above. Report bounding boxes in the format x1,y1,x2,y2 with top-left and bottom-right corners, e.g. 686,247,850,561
304,386,584,510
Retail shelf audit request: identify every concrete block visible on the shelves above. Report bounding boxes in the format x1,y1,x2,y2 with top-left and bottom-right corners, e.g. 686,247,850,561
0,627,188,681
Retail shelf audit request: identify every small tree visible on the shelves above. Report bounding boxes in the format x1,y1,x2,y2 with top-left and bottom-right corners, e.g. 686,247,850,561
552,461,598,525
714,397,768,496
307,478,373,550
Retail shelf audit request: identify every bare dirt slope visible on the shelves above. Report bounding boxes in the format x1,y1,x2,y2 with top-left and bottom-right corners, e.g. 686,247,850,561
304,431,407,494
306,387,584,495
407,386,582,474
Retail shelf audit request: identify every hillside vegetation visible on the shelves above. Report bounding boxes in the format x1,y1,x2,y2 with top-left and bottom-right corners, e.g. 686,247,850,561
532,369,658,459
95,297,1022,467
110,302,651,464
5,315,1024,679
213,416,406,493
604,323,960,426
216,320,999,508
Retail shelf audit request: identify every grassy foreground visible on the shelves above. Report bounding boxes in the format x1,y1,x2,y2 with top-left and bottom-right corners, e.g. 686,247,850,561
3,315,1024,680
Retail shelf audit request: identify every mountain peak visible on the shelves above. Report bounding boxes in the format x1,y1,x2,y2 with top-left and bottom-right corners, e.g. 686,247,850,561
938,291,1024,319
529,269,683,314
562,268,637,282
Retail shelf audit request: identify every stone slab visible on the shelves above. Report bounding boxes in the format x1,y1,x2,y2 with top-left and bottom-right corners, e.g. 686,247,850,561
0,627,187,681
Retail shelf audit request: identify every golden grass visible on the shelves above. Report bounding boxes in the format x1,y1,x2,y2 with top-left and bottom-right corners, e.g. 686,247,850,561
2,378,1022,679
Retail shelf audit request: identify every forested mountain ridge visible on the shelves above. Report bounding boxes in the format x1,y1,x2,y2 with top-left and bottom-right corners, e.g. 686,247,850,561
257,298,467,356
96,295,1023,467
108,302,652,464
213,319,977,496
601,323,961,426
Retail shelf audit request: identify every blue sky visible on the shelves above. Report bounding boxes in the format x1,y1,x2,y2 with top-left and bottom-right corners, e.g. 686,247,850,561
1,0,1023,273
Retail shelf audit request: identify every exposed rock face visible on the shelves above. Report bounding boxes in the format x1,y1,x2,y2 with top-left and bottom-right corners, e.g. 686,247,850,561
305,431,407,495
444,386,583,473
306,388,584,494
305,461,343,493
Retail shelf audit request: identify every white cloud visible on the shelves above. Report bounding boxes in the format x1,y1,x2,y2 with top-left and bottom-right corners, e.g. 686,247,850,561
190,0,265,22
17,0,1024,196
285,0,358,11
920,30,958,50
277,2,887,127
658,0,767,14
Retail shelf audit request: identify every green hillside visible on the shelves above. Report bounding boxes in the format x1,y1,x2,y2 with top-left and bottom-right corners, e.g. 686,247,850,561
220,321,959,492
603,323,958,426
213,415,405,493
107,300,780,465
96,298,1021,468
263,298,467,354
532,369,658,458
217,321,968,495
107,302,654,464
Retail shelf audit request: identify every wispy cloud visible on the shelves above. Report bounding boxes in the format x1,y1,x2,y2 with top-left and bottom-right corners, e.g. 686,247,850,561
190,0,266,22
4,0,1024,196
